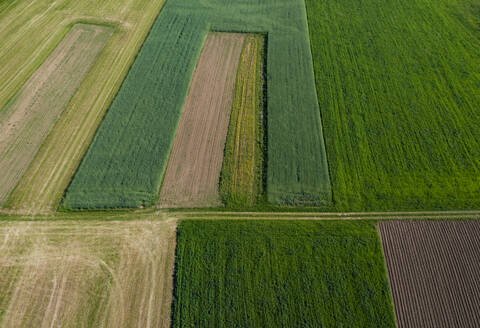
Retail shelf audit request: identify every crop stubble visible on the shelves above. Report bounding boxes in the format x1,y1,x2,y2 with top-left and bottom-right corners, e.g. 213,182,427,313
158,33,245,208
0,24,112,206
0,219,176,328
379,221,480,328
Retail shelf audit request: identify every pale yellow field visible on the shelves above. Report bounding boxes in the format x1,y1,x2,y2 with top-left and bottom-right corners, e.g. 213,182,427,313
0,24,112,205
1,0,167,213
0,219,176,328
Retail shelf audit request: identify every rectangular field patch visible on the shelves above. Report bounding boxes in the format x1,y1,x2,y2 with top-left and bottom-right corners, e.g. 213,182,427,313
172,220,396,327
0,24,112,206
379,221,480,327
220,34,266,208
0,219,176,327
158,32,246,208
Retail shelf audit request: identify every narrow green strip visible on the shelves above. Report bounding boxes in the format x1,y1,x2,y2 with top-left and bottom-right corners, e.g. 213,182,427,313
220,34,265,208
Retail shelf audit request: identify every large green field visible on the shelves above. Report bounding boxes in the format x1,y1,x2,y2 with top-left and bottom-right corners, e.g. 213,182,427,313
172,220,396,327
306,0,480,211
62,0,331,209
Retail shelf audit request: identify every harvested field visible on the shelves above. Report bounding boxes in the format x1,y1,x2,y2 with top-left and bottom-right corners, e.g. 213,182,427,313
3,0,167,213
158,33,245,208
0,219,176,328
379,221,480,328
0,24,112,206
220,34,265,208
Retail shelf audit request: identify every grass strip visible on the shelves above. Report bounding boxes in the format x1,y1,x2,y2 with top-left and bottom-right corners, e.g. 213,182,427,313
220,34,266,208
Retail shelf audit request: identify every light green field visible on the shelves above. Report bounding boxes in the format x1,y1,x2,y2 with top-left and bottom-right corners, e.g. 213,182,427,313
1,0,167,214
306,0,480,211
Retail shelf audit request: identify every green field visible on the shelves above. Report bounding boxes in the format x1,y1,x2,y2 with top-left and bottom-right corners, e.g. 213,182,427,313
305,0,480,211
62,0,331,209
220,34,266,208
172,220,396,327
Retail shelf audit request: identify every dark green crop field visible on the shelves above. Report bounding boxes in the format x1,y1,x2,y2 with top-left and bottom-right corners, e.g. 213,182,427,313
306,0,480,211
172,220,396,327
63,0,331,209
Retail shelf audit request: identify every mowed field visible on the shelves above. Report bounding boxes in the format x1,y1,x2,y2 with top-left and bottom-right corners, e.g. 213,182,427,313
0,219,176,328
379,221,480,328
158,32,245,208
63,0,331,209
0,24,112,206
220,34,266,208
305,0,480,210
1,0,167,213
172,220,396,327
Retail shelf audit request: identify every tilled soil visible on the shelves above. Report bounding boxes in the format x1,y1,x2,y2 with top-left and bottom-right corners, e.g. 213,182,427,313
379,221,480,328
158,32,246,208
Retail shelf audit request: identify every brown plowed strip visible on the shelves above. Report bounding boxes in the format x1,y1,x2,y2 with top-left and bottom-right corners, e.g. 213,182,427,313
0,24,112,205
378,221,480,328
0,219,176,327
158,32,246,208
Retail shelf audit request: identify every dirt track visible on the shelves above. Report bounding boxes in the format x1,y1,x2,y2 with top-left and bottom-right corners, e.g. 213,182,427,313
0,219,176,328
158,32,246,208
0,24,112,206
379,221,480,328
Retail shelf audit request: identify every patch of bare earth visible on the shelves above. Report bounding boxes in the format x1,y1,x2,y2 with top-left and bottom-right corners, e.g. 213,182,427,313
0,24,112,206
379,221,480,328
0,219,176,328
158,32,246,208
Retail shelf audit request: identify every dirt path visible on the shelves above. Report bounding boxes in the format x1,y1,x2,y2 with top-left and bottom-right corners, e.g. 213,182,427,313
379,221,480,328
158,32,246,208
0,219,176,328
0,24,112,206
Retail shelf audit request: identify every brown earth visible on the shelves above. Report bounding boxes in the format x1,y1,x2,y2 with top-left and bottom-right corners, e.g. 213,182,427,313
158,32,246,208
379,221,480,328
0,219,176,328
0,24,112,205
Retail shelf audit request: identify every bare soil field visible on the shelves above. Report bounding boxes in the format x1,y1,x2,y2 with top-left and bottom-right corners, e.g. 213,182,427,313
158,32,246,208
379,221,480,328
0,24,112,205
0,219,176,328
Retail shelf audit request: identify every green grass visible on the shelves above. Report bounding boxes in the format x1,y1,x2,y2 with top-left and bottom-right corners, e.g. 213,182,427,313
305,0,480,211
62,0,331,209
172,220,396,327
220,34,266,208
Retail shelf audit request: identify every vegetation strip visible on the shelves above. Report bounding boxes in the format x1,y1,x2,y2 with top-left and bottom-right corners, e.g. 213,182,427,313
0,24,112,206
63,0,331,209
158,32,246,208
220,34,266,208
379,221,480,327
0,219,177,327
3,0,168,214
172,220,396,327
305,0,480,210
